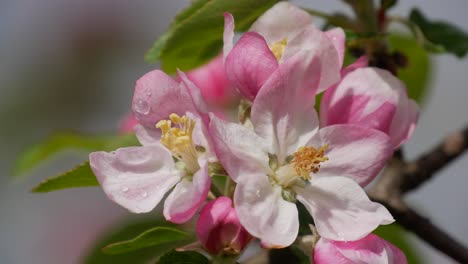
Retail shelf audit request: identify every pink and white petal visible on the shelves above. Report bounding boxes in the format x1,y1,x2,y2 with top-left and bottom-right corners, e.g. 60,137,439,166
309,124,393,187
223,12,235,60
163,161,211,224
325,28,346,67
209,114,271,182
282,26,341,92
314,234,407,264
225,32,278,101
250,2,312,44
296,176,394,241
132,70,196,128
134,124,161,146
251,54,320,163
177,69,209,115
234,174,299,247
389,98,419,148
89,145,181,213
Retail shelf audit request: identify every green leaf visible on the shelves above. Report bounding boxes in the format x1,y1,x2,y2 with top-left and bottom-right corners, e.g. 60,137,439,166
14,133,138,177
388,34,432,103
157,250,209,264
31,161,98,192
145,0,280,73
409,8,468,57
103,227,192,255
373,223,422,264
84,218,186,264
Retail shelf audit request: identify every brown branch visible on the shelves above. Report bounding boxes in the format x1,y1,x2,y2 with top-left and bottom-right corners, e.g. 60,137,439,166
368,125,468,263
400,126,468,193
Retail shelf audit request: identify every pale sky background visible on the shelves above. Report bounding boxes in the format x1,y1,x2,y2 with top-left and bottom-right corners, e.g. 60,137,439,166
0,0,467,263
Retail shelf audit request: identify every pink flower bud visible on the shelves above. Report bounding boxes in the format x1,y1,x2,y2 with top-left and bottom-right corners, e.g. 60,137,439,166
321,67,419,149
314,234,407,264
196,197,251,255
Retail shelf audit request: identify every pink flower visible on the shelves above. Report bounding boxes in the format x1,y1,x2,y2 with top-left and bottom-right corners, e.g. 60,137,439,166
89,69,216,224
209,52,394,247
314,234,407,264
119,113,139,133
223,2,344,100
320,67,419,149
196,197,251,255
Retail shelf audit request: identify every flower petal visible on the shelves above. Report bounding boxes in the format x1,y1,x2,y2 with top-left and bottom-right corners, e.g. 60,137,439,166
314,234,407,264
389,97,419,148
309,124,393,187
209,114,271,182
282,26,341,92
223,12,235,61
196,196,232,254
325,28,346,67
89,145,181,213
134,124,161,146
132,70,197,128
296,176,394,241
225,32,278,101
234,173,299,247
250,2,312,44
251,54,319,164
163,161,211,223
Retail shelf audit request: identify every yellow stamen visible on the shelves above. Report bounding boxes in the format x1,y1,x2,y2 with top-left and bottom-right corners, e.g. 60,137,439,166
156,114,200,173
292,145,329,180
269,37,288,61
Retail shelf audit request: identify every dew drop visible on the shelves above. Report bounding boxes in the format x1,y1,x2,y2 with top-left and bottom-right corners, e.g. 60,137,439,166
256,189,261,197
145,90,152,97
122,187,129,193
134,99,150,114
141,191,148,198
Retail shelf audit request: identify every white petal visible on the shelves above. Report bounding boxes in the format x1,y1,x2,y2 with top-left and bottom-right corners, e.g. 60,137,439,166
234,174,299,247
209,114,271,181
296,176,394,241
164,161,211,223
89,145,182,213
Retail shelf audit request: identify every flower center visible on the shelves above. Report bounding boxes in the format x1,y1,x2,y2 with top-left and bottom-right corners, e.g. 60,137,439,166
156,113,200,173
292,145,329,180
269,37,287,61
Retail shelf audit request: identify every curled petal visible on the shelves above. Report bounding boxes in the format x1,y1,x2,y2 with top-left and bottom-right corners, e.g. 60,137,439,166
89,145,181,213
234,174,299,247
250,2,312,44
164,161,211,224
134,124,161,146
309,124,393,187
296,176,394,241
320,67,419,149
132,70,196,128
209,114,271,182
325,28,346,67
225,32,278,101
223,12,235,61
314,234,407,264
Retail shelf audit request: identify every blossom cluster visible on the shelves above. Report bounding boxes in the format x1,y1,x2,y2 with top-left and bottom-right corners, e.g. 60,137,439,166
90,2,417,263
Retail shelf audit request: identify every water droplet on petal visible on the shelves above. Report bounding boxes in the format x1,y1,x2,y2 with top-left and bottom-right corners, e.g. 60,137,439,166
145,90,152,97
134,99,150,114
141,191,148,198
122,187,129,193
256,189,261,197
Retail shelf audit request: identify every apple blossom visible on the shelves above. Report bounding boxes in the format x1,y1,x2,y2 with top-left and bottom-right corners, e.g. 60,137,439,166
210,52,394,247
314,234,407,264
196,197,251,255
320,67,419,149
223,2,344,101
89,69,216,224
